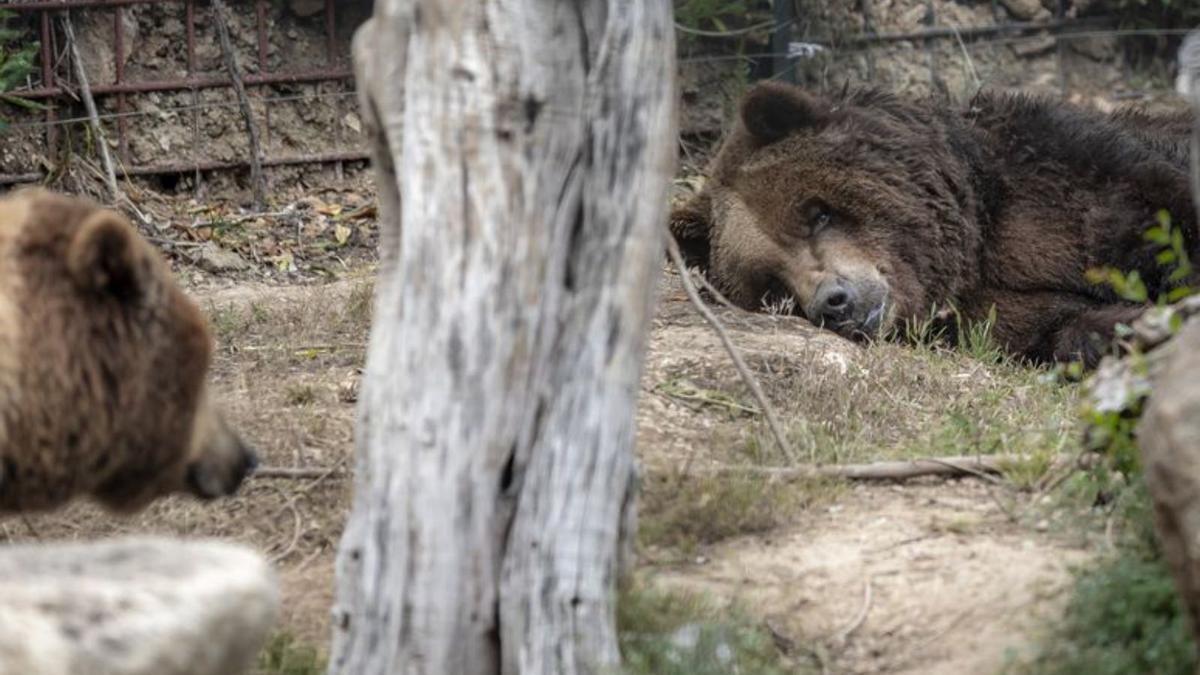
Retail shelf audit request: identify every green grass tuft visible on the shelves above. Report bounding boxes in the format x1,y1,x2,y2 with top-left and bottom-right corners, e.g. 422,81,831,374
254,632,325,675
638,471,832,555
1014,485,1197,675
618,583,805,675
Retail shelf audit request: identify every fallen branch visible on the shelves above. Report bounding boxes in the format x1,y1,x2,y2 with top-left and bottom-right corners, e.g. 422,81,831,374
212,0,267,210
61,13,120,204
252,466,349,480
706,453,1089,482
253,453,1093,484
666,233,799,463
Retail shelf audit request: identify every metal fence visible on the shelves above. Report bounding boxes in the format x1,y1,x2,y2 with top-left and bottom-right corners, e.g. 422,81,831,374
677,7,1189,104
0,0,365,187
0,1,1189,189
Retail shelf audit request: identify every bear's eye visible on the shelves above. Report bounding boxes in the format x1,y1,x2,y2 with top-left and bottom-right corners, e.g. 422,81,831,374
800,200,832,235
811,207,831,233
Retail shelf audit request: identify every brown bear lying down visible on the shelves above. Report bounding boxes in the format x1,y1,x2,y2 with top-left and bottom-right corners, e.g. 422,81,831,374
0,189,256,513
671,82,1198,366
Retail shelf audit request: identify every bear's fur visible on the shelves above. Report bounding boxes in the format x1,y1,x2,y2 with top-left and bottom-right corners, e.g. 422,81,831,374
0,189,256,513
672,82,1198,366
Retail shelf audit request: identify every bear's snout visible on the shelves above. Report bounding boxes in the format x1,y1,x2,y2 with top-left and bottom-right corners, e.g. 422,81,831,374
807,276,890,342
185,423,258,501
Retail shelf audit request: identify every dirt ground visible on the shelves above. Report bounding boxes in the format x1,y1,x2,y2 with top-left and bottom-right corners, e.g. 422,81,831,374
651,481,1092,674
0,254,1103,673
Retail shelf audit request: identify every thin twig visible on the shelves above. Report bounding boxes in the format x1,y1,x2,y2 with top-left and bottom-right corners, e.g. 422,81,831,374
687,266,740,312
297,456,351,495
253,465,349,480
146,237,207,249
985,483,1021,523
666,233,799,464
211,0,267,210
951,25,982,93
195,209,294,228
266,485,304,565
19,515,40,541
893,607,975,669
829,575,873,647
61,12,120,204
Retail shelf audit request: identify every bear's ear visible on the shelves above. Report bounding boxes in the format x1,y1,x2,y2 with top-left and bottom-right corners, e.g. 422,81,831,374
68,209,146,302
668,192,712,270
740,82,830,143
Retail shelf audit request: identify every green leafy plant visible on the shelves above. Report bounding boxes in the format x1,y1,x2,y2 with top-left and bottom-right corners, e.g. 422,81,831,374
0,9,41,130
1014,484,1197,675
1086,210,1195,306
674,0,753,34
1026,210,1200,673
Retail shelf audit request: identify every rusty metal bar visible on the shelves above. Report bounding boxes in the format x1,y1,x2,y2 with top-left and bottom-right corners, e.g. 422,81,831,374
0,150,369,186
185,0,194,72
186,0,199,192
6,0,362,190
324,0,335,65
256,0,270,151
114,5,129,164
11,67,353,99
5,1,168,10
0,172,46,185
326,0,341,179
39,10,57,161
255,0,267,72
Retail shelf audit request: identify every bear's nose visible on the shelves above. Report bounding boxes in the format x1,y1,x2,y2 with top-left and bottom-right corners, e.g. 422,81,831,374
234,439,259,483
811,278,857,326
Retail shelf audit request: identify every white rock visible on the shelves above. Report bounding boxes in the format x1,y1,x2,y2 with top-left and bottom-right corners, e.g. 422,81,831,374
0,537,278,675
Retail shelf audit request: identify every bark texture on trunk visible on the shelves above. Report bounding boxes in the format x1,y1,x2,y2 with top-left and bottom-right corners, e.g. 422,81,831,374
329,2,675,673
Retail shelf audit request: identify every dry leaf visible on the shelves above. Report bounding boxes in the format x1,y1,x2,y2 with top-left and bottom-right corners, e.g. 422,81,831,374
273,251,296,273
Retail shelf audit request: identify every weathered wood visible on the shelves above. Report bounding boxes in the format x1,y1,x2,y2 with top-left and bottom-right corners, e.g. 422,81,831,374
328,2,676,674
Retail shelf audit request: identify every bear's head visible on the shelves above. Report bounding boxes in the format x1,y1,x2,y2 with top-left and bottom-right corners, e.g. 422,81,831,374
0,189,256,513
672,82,982,341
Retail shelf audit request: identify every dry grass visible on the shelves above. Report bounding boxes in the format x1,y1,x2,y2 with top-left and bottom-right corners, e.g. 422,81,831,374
636,275,1083,554
752,339,1081,467
639,470,839,556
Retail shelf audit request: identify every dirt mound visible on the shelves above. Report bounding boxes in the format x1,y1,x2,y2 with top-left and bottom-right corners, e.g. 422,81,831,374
652,480,1091,674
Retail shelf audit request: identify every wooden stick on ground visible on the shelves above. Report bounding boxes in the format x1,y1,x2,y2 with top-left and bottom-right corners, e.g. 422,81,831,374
706,453,1087,482
252,466,347,480
211,0,267,210
61,13,120,204
253,453,1089,484
666,233,800,464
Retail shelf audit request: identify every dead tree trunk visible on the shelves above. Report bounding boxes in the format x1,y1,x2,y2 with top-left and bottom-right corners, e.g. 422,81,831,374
328,2,675,674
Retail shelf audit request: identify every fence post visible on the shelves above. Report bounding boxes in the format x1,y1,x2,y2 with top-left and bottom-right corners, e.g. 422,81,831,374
773,0,796,83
